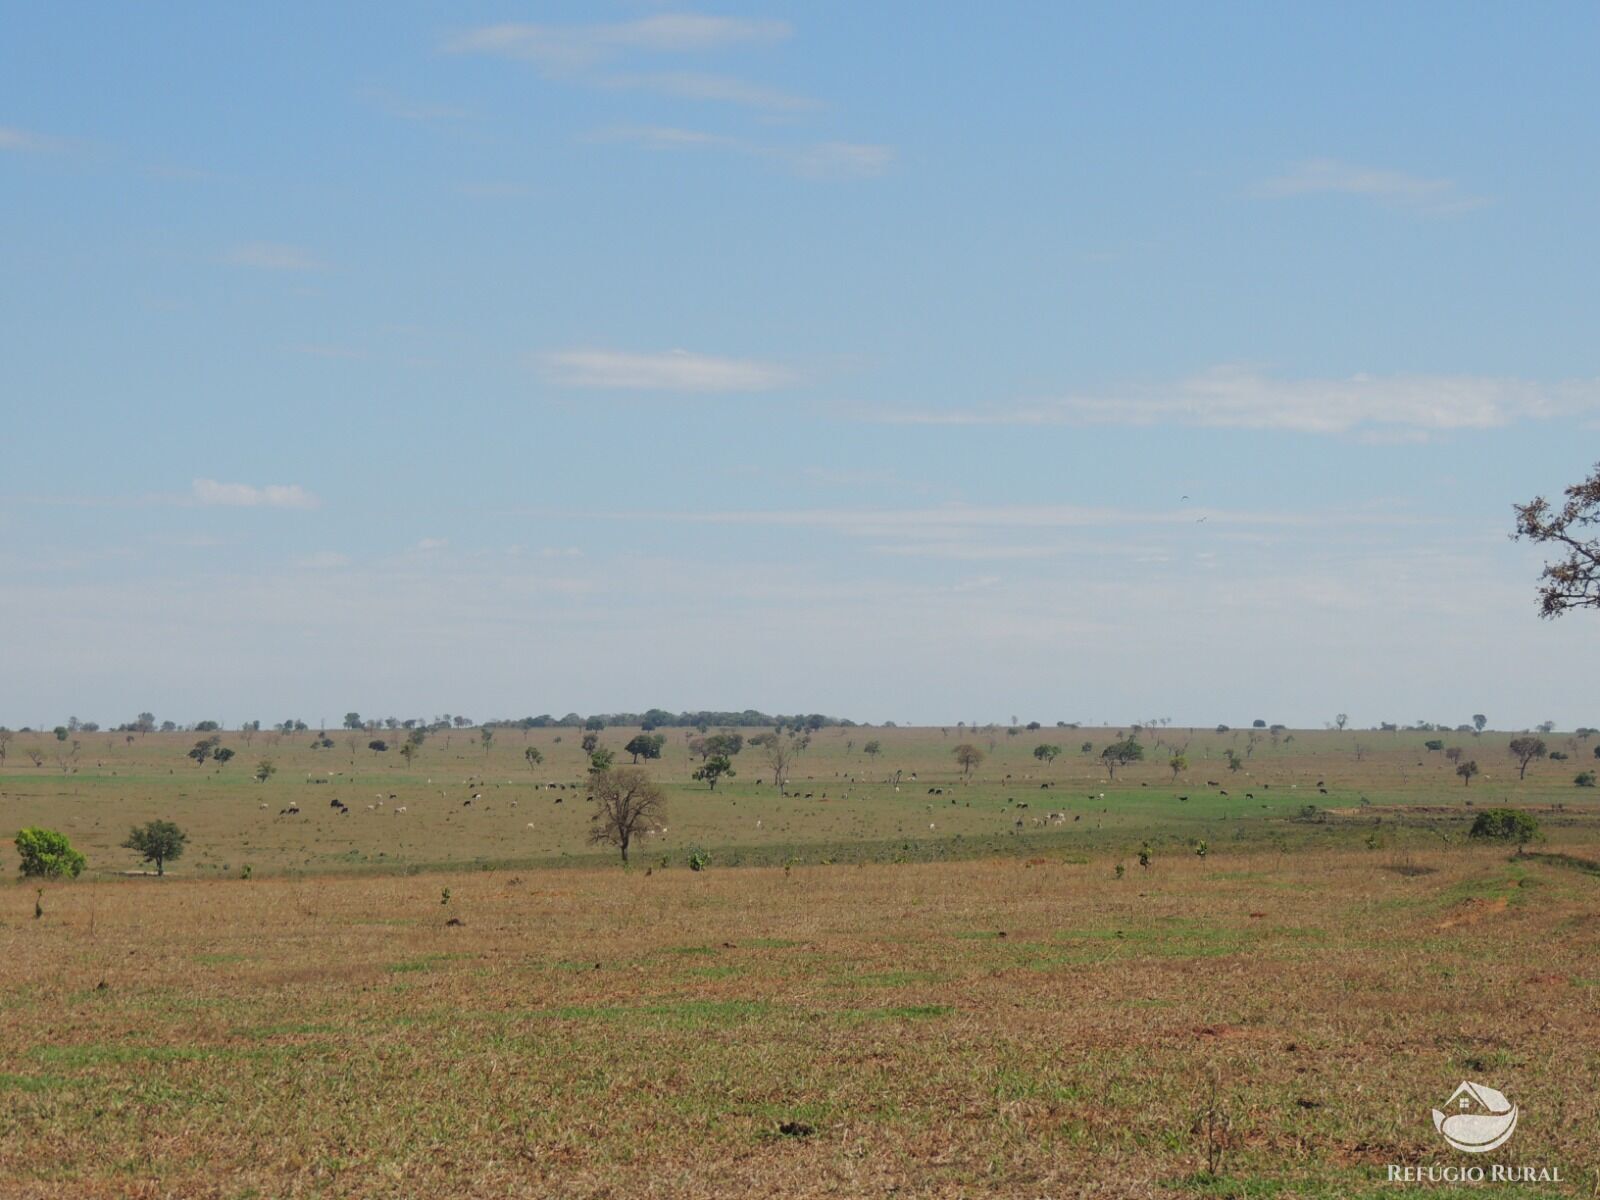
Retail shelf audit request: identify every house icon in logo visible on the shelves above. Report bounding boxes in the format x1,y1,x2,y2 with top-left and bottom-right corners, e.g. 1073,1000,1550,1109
1433,1081,1518,1153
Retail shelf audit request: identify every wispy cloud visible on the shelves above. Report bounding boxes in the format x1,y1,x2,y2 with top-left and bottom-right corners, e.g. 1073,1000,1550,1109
446,15,791,68
192,479,321,510
223,242,325,272
445,15,819,113
358,87,472,123
0,125,53,153
862,367,1600,438
595,126,892,178
295,551,350,570
606,71,818,112
1260,158,1487,214
540,348,795,393
790,141,894,178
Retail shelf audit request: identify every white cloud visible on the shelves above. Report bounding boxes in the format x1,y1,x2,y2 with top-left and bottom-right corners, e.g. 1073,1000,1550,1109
864,367,1600,437
540,348,795,392
446,15,790,68
1260,158,1487,213
192,479,321,510
222,242,325,272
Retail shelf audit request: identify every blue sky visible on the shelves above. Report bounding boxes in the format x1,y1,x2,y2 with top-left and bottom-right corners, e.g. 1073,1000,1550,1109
3,2,1598,729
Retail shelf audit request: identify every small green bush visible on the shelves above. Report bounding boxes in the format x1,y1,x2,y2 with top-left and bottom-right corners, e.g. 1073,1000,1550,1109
1575,772,1596,788
15,828,86,879
1468,808,1540,844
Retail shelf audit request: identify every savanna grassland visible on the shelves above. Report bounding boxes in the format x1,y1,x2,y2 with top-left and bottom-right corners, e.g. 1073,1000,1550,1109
4,725,1599,1198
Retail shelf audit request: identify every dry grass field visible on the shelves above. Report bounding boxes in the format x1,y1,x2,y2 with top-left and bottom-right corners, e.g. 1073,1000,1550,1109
4,726,1599,1196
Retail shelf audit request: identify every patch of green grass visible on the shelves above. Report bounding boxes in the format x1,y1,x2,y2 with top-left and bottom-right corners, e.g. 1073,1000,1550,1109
0,1072,71,1093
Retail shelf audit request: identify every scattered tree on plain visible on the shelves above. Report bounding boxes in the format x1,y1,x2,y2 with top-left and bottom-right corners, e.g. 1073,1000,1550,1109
1169,753,1188,780
625,734,666,763
953,743,984,778
524,746,544,770
1033,744,1062,763
1508,736,1547,779
122,820,187,876
694,754,735,791
1101,738,1144,779
1456,760,1479,786
763,734,805,788
586,767,666,864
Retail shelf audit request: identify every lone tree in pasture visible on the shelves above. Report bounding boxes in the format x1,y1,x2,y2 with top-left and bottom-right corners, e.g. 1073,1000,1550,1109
953,743,984,778
694,754,735,791
1445,746,1464,764
399,741,417,767
343,712,363,730
187,736,221,766
587,767,666,865
1473,714,1488,733
213,747,235,766
122,820,187,876
1334,713,1349,731
581,732,600,754
15,828,86,879
863,739,882,760
1033,743,1062,764
1514,463,1600,616
763,734,805,789
368,739,389,755
625,734,665,763
588,747,615,774
524,746,544,771
0,728,11,767
1101,738,1144,779
1169,753,1188,781
479,727,494,754
254,758,276,783
1457,760,1480,787
1508,736,1548,779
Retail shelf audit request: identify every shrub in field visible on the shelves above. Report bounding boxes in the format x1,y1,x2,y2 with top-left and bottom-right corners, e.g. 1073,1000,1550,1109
688,847,709,872
15,827,86,879
1468,809,1540,845
1575,772,1596,788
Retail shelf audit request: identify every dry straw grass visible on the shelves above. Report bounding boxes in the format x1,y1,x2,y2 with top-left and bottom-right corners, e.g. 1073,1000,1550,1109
4,845,1597,1197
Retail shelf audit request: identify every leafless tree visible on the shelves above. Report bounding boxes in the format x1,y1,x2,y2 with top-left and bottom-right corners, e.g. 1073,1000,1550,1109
0,728,11,767
1514,464,1600,616
953,743,984,778
763,734,806,788
586,767,667,864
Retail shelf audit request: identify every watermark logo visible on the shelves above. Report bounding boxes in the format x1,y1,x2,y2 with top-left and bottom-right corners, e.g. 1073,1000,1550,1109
1432,1081,1518,1154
